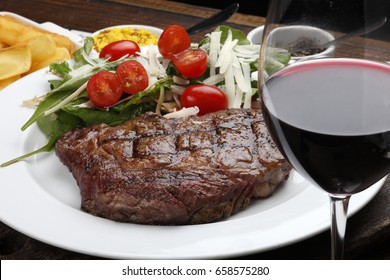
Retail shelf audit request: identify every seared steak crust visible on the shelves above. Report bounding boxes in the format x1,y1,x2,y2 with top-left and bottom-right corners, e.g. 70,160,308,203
55,109,291,225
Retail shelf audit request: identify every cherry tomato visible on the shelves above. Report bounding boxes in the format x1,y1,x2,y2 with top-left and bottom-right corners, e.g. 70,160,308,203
158,25,191,59
181,84,228,116
87,71,123,107
171,48,208,78
99,40,141,62
115,60,149,95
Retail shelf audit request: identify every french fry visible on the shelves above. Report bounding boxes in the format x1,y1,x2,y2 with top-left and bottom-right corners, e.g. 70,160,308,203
0,15,74,54
0,40,8,49
28,47,70,73
0,45,31,80
0,14,77,88
26,34,56,62
0,74,21,90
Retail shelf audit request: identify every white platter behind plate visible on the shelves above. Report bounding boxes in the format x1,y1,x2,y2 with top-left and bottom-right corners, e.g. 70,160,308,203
0,68,385,259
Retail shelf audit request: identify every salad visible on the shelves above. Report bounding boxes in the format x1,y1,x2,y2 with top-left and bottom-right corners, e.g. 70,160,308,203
1,25,290,167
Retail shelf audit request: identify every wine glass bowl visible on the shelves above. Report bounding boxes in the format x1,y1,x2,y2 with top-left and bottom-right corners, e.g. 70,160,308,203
258,0,390,259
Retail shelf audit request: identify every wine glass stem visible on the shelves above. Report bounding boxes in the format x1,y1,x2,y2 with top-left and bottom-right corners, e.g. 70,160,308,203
329,194,351,260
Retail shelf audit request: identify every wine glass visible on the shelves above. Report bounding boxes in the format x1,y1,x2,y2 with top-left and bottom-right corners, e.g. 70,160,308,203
258,0,390,259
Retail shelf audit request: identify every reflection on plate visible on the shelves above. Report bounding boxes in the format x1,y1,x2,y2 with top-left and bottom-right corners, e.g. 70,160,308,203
0,67,385,259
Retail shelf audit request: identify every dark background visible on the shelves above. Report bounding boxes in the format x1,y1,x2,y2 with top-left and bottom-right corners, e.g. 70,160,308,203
174,0,389,40
173,0,270,16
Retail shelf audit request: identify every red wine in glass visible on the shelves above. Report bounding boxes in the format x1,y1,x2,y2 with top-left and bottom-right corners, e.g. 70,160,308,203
261,58,390,258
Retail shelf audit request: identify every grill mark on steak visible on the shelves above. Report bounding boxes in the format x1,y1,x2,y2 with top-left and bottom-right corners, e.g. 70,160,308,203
55,108,292,225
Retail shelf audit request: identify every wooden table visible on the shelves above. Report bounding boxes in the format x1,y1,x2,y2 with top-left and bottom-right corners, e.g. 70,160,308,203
0,0,389,260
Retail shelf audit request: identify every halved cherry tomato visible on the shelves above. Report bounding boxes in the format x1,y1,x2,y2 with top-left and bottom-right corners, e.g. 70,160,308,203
87,71,123,107
172,48,208,78
115,60,149,95
181,84,228,116
158,25,191,59
99,40,141,62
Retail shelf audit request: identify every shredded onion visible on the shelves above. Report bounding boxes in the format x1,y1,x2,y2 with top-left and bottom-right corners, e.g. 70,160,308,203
155,86,165,115
173,75,189,85
163,107,199,119
170,85,186,95
203,74,224,86
208,31,222,76
206,29,259,109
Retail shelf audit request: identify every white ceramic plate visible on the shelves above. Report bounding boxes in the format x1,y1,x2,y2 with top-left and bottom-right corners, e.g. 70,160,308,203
247,25,335,59
0,67,385,259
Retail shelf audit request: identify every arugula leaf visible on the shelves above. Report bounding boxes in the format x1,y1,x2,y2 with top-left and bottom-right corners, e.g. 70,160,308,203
123,77,174,108
60,99,155,127
37,110,83,142
73,37,94,69
62,99,127,127
21,89,75,131
215,25,251,45
49,61,71,77
116,102,155,125
0,139,57,167
48,79,65,90
265,48,291,75
199,25,250,47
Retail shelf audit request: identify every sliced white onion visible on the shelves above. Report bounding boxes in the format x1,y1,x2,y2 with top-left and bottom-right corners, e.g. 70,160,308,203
155,86,165,115
208,31,222,76
147,46,166,78
203,73,224,86
163,106,199,119
232,54,248,93
173,75,190,85
170,85,186,95
233,86,243,108
224,63,235,108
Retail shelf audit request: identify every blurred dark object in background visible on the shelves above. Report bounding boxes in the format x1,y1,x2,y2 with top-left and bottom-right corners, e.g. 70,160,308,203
176,0,389,41
173,0,270,16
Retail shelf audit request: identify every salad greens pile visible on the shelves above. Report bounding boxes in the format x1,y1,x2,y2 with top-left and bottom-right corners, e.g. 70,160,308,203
1,25,290,167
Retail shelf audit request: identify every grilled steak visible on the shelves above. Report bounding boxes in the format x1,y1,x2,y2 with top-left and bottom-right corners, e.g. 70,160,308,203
55,108,291,225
